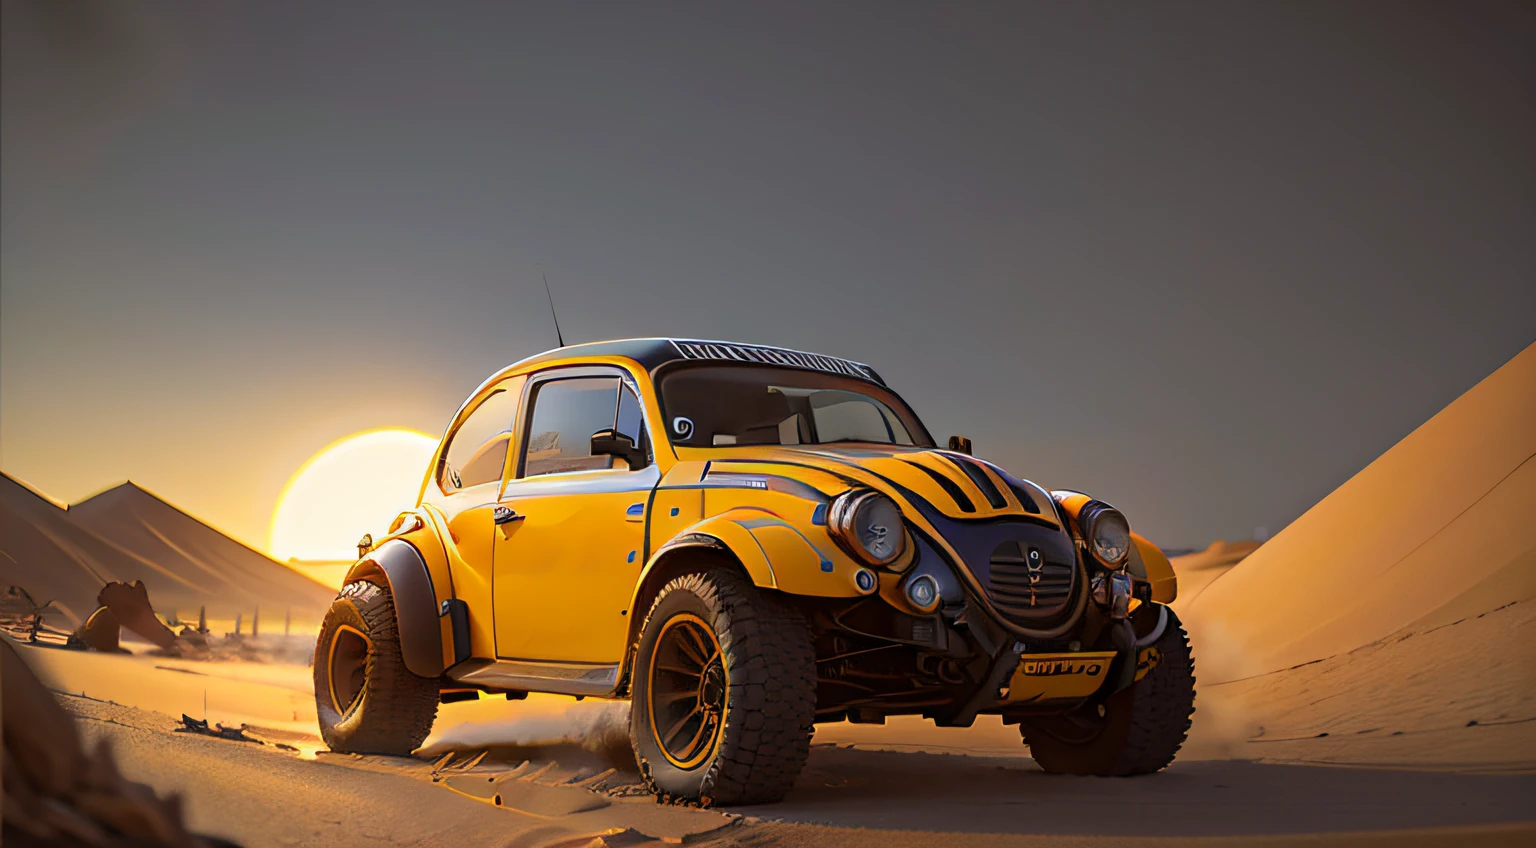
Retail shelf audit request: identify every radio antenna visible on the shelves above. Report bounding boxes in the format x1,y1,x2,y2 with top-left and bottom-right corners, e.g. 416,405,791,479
540,266,566,348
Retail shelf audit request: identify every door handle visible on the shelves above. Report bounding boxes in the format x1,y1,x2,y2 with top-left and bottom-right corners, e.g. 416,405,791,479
493,506,524,526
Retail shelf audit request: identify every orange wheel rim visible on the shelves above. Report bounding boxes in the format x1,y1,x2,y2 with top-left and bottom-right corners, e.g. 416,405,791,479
646,613,728,770
327,624,371,715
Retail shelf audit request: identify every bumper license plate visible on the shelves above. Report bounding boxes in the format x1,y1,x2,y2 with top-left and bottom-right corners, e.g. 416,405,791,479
1007,651,1116,703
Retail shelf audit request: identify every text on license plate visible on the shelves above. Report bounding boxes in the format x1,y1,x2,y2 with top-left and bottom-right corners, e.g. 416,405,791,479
1006,651,1117,703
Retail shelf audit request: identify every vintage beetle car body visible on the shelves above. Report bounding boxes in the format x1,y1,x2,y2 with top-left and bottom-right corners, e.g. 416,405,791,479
315,338,1195,805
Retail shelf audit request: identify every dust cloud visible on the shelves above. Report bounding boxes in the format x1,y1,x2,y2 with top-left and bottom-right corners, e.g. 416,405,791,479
1179,617,1261,760
421,695,633,765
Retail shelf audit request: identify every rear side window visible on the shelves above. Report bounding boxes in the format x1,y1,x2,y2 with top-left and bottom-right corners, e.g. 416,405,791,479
439,385,520,493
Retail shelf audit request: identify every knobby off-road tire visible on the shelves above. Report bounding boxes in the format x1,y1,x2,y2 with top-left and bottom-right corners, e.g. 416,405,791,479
314,580,439,755
630,570,816,806
1020,607,1195,776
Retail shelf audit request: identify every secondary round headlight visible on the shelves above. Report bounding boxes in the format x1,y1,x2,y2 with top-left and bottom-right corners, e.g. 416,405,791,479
904,574,940,611
1079,500,1131,566
829,490,906,567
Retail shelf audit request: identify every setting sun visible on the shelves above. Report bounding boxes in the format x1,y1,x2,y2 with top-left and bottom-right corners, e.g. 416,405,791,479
268,428,438,563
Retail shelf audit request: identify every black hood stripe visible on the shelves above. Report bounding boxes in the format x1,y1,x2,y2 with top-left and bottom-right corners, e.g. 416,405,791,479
966,456,1043,514
898,458,976,513
939,453,1008,510
709,451,1056,528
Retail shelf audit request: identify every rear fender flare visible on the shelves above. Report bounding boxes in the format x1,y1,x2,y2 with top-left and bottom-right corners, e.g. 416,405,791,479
341,539,449,678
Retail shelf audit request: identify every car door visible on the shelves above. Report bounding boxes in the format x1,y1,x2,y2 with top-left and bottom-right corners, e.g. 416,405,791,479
492,367,659,664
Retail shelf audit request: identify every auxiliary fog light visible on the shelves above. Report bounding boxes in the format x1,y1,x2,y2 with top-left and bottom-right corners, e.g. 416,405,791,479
904,574,940,612
854,569,878,593
1105,573,1133,619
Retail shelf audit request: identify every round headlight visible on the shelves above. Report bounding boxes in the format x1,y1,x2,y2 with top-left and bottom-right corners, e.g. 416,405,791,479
829,490,907,567
1079,501,1131,566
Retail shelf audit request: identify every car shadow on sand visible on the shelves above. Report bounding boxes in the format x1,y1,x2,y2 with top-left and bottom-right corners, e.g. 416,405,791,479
750,746,1536,837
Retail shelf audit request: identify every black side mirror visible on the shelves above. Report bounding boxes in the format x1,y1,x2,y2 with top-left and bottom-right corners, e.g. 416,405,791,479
947,435,973,455
591,428,647,470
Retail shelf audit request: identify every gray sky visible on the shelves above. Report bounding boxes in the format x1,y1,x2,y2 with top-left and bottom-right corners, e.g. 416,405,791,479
3,1,1533,551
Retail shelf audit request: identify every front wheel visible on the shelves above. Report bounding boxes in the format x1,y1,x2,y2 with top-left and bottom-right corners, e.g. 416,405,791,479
1019,606,1195,776
314,581,439,755
630,570,816,806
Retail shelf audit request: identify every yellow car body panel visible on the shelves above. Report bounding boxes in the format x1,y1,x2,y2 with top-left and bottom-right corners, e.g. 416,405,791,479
429,504,497,661
493,467,653,662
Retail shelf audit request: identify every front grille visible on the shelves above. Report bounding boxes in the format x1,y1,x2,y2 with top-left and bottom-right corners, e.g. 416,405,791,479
986,540,1078,625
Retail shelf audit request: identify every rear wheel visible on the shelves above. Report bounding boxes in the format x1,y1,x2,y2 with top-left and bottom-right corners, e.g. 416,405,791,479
630,570,815,806
313,581,439,755
1019,607,1195,775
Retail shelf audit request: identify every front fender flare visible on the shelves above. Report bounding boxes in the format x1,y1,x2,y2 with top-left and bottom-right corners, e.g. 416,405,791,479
1128,534,1177,604
630,509,871,612
342,539,448,678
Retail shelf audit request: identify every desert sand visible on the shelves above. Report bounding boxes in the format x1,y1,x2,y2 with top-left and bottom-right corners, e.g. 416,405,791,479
19,643,1534,847
6,343,1535,845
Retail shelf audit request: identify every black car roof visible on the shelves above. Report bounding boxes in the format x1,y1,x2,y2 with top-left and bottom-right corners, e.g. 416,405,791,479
510,338,887,386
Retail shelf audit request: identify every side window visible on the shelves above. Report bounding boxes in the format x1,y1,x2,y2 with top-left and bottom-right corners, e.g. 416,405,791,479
522,377,623,477
439,385,521,493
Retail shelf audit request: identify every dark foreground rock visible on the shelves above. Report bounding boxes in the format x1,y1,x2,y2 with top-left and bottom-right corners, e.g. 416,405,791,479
1,637,238,847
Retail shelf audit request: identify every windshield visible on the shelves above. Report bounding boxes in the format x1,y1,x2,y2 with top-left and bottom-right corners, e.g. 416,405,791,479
657,364,933,448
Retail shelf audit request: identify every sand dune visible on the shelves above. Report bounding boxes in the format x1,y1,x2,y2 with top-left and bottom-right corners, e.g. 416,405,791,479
1178,341,1536,772
0,473,136,625
71,482,335,625
1184,341,1536,682
1170,539,1263,608
0,473,335,629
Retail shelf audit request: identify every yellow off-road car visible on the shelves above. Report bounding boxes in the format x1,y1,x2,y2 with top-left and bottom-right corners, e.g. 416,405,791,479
315,339,1193,805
